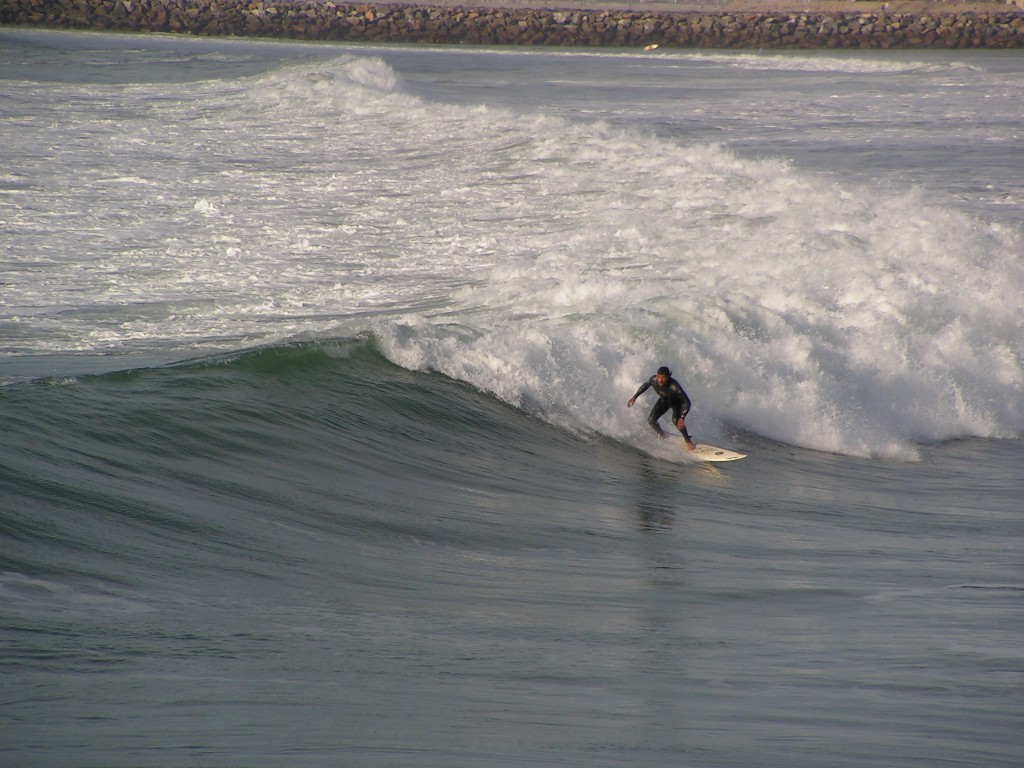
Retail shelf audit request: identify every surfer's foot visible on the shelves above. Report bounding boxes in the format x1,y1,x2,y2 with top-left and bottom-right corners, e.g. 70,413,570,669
685,440,696,451
653,427,666,438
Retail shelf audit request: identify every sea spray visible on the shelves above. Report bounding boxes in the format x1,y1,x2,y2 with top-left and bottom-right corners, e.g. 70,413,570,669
373,127,1022,458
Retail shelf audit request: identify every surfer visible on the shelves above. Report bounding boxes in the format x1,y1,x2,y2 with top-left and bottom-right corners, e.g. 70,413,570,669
627,366,696,451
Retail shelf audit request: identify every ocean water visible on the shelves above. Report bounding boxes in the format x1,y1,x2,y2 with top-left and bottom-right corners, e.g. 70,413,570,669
2,28,1022,768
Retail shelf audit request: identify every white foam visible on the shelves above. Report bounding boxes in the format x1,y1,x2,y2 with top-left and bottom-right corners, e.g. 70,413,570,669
361,99,1024,458
4,45,1022,457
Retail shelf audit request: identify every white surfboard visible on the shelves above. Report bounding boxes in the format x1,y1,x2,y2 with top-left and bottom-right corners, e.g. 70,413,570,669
684,442,747,462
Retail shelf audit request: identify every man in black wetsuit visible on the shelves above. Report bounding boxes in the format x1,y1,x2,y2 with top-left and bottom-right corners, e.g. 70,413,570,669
627,366,696,451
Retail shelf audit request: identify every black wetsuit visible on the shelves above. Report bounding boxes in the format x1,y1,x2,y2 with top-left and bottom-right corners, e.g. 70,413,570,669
633,375,692,439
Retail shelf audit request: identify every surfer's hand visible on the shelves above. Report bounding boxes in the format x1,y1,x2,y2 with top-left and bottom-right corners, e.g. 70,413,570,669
627,397,635,408
676,417,686,430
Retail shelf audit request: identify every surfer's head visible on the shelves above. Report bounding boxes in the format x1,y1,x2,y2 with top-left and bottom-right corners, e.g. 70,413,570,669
656,366,671,384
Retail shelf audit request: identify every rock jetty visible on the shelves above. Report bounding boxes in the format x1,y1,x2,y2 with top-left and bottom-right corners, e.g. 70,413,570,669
1,0,1022,48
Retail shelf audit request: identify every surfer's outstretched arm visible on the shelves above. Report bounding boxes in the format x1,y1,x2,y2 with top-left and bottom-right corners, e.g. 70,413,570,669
627,379,652,408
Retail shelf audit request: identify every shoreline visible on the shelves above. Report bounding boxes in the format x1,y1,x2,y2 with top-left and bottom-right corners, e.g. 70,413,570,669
2,0,1022,48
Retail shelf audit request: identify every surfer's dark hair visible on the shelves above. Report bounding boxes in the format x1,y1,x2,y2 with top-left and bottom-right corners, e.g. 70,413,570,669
657,366,671,376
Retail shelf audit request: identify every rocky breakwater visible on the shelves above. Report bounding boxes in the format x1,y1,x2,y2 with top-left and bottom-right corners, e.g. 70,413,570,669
1,0,1022,48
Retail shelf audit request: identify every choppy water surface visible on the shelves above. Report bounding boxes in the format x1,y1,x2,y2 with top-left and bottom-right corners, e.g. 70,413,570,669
1,29,1022,768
